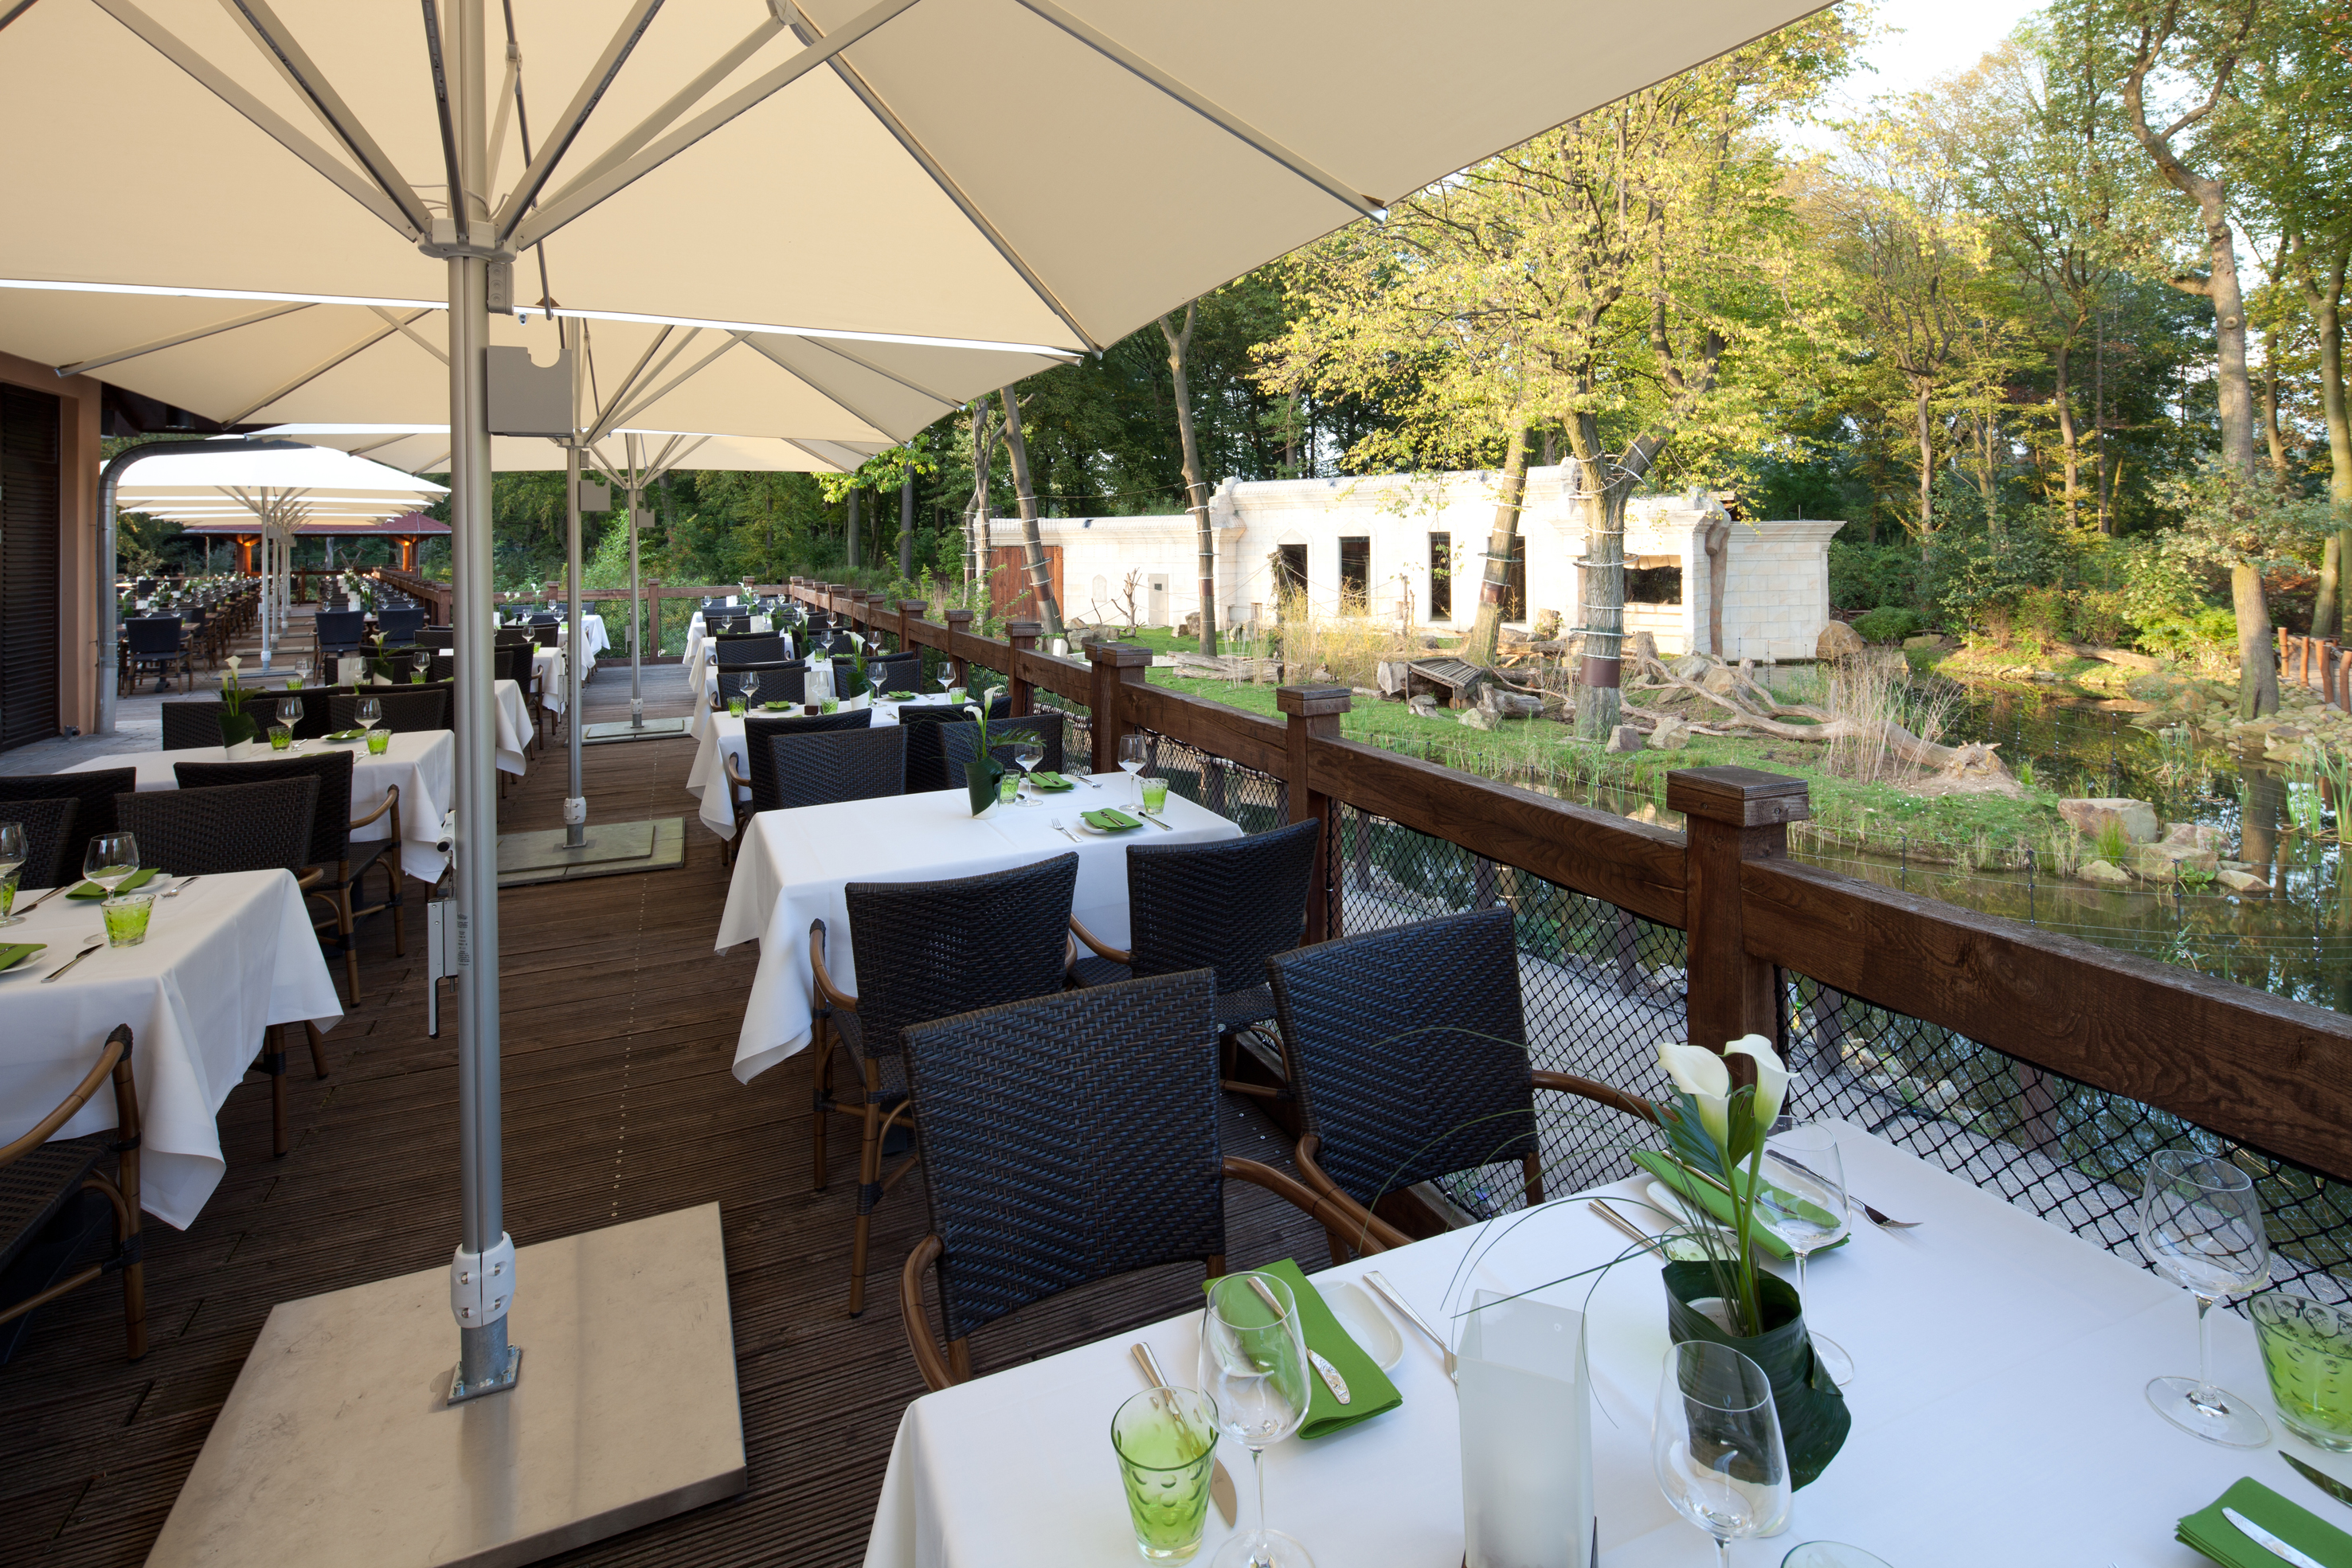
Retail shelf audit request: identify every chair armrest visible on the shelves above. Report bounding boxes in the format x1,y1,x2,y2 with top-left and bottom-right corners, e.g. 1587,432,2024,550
1220,1155,1391,1256
809,919,857,1011
1288,1134,1415,1252
723,750,750,792
295,867,325,891
350,781,399,831
899,1234,958,1392
0,1025,131,1165
1067,915,1130,967
1530,1070,1658,1124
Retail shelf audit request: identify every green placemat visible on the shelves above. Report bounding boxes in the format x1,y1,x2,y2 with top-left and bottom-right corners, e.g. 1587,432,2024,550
1630,1151,1851,1261
0,942,47,972
322,729,368,743
1203,1259,1402,1440
1028,772,1074,791
68,867,158,900
2182,1477,2352,1567
1082,807,1143,831
886,690,918,700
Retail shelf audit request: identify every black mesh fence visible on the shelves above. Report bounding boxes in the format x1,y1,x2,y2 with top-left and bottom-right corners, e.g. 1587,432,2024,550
1779,973,2352,1305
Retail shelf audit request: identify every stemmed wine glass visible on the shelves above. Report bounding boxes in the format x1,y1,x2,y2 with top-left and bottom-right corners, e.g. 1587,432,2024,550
1653,1341,1790,1566
278,693,306,749
742,670,761,711
868,664,887,704
1118,734,1149,805
0,821,25,926
354,696,382,737
1759,1121,1854,1386
84,833,141,899
2140,1148,2272,1445
936,663,954,699
1197,1272,1316,1568
1009,739,1044,805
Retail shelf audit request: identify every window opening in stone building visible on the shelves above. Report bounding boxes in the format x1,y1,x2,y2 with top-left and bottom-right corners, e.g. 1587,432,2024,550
1427,531,1451,620
1338,535,1370,610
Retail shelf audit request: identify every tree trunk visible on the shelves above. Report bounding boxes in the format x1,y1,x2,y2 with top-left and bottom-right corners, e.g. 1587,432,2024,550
1459,424,1531,666
2054,336,2080,530
2304,244,2352,633
996,386,1063,635
964,403,994,594
846,485,860,571
898,458,915,580
1913,377,1935,539
1572,468,1632,738
1159,305,1218,656
1704,515,1730,657
2234,560,2278,718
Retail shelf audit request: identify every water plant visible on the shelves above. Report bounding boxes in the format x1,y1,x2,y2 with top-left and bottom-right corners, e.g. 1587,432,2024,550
2095,815,2131,868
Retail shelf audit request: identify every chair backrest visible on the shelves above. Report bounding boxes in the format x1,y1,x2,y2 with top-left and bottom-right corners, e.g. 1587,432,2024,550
0,769,133,841
841,850,1079,1063
330,687,448,733
715,662,803,706
936,711,1066,789
173,749,355,867
264,688,338,740
743,709,871,811
125,616,182,654
864,651,922,694
530,624,558,647
903,969,1224,1343
497,643,534,686
313,610,366,647
0,796,80,887
416,626,455,649
115,776,319,877
376,607,427,643
898,700,1007,793
761,725,906,812
158,700,225,750
1122,818,1322,992
710,614,749,635
716,635,786,667
1264,906,1540,1205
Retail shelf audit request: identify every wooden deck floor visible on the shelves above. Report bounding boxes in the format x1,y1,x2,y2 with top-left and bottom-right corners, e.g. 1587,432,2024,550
0,663,1326,1567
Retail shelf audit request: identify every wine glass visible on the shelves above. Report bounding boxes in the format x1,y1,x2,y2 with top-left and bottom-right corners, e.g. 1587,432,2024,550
937,663,954,698
741,670,761,710
1118,734,1149,805
1197,1272,1316,1568
278,693,306,749
354,696,382,736
868,664,886,703
1759,1121,1854,1386
0,820,25,926
1653,1341,1790,1566
1009,739,1044,805
84,832,141,898
2139,1148,2272,1445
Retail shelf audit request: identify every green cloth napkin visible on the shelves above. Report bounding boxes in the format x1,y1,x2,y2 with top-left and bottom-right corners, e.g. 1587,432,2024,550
1203,1259,1403,1439
1083,807,1142,830
68,867,158,900
1028,772,1074,791
2182,1477,2352,1567
886,690,918,699
0,943,47,972
1630,1151,1851,1261
322,729,368,743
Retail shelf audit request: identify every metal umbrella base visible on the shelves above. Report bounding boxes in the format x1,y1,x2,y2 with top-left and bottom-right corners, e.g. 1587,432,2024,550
495,819,684,887
579,715,691,743
145,1205,745,1568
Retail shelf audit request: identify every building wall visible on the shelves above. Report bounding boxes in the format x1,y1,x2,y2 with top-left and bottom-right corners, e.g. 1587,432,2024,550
0,350,104,747
1008,464,1844,659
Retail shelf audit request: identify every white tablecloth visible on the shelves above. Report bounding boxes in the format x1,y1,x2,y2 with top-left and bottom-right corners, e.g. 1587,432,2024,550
556,613,609,659
494,676,533,776
865,1120,2332,1567
534,646,567,716
685,694,965,836
715,787,1240,1081
682,609,775,671
0,870,342,1227
66,730,457,884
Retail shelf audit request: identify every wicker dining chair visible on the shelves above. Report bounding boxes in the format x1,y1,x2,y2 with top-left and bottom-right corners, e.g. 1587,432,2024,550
762,726,906,811
722,710,874,850
809,851,1082,1316
936,710,1066,784
495,643,542,753
116,777,325,1156
123,617,193,694
1068,817,1322,1043
1,797,80,890
375,607,426,645
416,626,455,650
714,662,804,707
0,1024,145,1365
0,769,130,843
174,750,404,1007
894,970,1377,1390
896,702,1004,793
312,610,366,656
264,689,341,741
1263,905,1658,1255
329,687,449,733
716,635,787,667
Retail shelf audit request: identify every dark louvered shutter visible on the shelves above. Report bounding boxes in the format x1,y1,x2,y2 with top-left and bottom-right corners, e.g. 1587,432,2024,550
0,383,61,752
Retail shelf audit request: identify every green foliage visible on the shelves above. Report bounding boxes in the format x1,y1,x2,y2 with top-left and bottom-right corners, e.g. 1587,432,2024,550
1918,483,2082,631
2137,606,2240,664
1826,540,1922,612
2095,815,2129,866
1851,606,1924,643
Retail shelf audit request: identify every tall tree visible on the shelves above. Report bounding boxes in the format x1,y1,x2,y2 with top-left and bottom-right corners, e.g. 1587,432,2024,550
996,386,1065,635
1159,303,1218,655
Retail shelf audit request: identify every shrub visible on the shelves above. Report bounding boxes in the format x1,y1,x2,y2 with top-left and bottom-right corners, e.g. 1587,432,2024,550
2013,585,2072,647
2138,608,2239,671
1851,606,1924,643
1827,540,1920,612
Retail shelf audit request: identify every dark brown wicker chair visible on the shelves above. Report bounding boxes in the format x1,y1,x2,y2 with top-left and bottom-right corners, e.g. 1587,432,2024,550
329,687,449,733
716,635,787,667
764,727,907,811
836,651,920,701
714,662,803,707
264,689,339,742
0,770,131,842
895,970,1376,1390
722,709,874,852
123,616,192,694
159,700,230,750
0,797,80,890
933,711,1065,796
174,750,404,1007
1263,905,1657,1255
0,1025,145,1365
810,852,1082,1315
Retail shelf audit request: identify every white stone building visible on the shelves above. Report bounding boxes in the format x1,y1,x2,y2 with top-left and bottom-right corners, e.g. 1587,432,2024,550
997,464,1843,659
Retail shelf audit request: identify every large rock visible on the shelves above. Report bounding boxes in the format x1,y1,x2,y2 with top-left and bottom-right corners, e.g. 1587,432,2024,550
2162,822,2225,853
1458,707,1498,732
2076,859,2132,886
1669,654,1714,682
1603,725,1645,753
1648,716,1692,750
1818,621,1868,662
1701,664,1742,696
2058,798,2161,844
2133,842,2220,882
2218,868,2272,894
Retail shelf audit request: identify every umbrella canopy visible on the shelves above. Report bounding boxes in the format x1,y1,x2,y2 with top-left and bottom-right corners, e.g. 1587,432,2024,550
170,510,452,536
260,424,879,477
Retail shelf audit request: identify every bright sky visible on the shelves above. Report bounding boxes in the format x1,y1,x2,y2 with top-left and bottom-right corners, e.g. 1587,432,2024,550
1783,0,2054,150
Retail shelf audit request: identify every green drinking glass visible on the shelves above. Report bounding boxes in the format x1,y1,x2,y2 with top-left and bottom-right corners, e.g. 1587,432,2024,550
1112,1387,1221,1561
996,772,1019,805
2253,1289,2352,1451
366,729,391,755
1141,776,1169,816
728,697,746,715
268,724,294,751
103,892,156,948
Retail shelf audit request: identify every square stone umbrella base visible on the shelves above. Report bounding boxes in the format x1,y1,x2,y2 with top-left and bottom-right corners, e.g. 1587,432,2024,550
578,716,691,744
145,1204,746,1568
495,819,682,887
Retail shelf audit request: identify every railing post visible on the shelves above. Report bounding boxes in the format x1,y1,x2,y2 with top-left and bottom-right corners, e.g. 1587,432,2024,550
943,608,975,692
1667,766,1809,1055
1004,619,1039,717
1086,640,1154,775
897,600,926,659
1278,685,1351,945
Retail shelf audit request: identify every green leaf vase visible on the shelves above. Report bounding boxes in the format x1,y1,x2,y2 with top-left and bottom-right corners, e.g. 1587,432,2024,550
964,754,1004,817
1661,1261,1849,1490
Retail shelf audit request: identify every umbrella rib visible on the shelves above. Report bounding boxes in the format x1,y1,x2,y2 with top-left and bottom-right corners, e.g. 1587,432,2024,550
601,334,749,437
370,304,451,366
222,0,436,233
490,0,668,247
764,332,960,409
737,335,899,439
585,324,678,443
221,315,425,424
89,0,417,238
420,0,468,235
541,15,785,202
53,301,314,378
1008,0,1377,217
778,436,853,473
512,0,926,251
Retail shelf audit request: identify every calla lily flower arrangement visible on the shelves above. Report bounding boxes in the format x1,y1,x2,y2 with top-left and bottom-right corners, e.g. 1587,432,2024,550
217,655,260,746
958,685,1038,815
1654,1034,1791,1338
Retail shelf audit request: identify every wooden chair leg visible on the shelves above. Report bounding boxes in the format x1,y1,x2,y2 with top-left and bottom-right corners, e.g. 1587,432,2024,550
267,1025,289,1158
810,1030,834,1191
305,1020,329,1079
338,887,358,1004
848,1072,883,1316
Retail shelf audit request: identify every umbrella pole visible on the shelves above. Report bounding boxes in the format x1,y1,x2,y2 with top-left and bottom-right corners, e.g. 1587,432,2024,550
627,474,644,731
565,444,586,847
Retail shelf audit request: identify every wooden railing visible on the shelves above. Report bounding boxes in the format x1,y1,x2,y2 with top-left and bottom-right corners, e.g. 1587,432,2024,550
789,577,2352,1185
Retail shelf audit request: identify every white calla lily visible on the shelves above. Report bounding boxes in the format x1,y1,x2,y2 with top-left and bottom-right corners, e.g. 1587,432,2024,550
1725,1034,1790,1132
1658,1041,1733,1149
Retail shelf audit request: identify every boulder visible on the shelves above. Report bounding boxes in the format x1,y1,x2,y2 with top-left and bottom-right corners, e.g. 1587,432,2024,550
1818,621,1868,662
2132,842,2220,882
2057,797,2161,844
1701,663,1743,696
1603,725,1645,753
1458,707,1498,732
1668,654,1714,682
1531,608,1563,640
1648,716,1692,751
1376,659,1411,696
2076,859,2133,886
2178,685,2209,713
1408,695,1442,719
2218,868,2272,894
2162,822,2226,853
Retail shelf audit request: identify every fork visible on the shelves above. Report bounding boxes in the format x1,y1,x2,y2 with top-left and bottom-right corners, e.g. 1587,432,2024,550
1049,817,1079,843
1772,1152,1920,1230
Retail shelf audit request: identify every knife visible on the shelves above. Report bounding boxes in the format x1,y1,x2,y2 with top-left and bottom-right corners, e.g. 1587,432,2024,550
1362,1270,1456,1381
2225,1505,2330,1568
1132,1343,1236,1527
2284,1453,2352,1511
1305,1348,1352,1406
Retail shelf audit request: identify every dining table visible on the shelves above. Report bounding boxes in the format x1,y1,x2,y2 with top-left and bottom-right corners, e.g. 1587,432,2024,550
555,612,609,659
714,782,1240,1082
685,691,953,839
65,729,457,884
681,609,776,671
0,869,342,1227
863,1116,2346,1566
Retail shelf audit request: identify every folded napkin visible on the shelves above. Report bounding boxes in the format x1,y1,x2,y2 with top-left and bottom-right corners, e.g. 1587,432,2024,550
0,942,47,972
1630,1151,1850,1262
1204,1258,1403,1440
1028,772,1074,791
68,868,159,900
1083,807,1142,830
2182,1477,2352,1567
